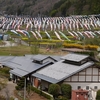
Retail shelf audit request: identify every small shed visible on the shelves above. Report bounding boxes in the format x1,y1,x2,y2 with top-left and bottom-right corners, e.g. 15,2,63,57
3,34,9,41
0,34,3,40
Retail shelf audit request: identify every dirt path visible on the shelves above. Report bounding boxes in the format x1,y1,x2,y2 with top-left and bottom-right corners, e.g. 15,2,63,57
0,81,17,98
0,81,48,100
29,92,48,100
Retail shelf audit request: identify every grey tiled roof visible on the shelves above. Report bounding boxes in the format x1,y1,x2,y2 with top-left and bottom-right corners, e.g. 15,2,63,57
4,56,52,73
2,55,53,77
61,53,89,62
0,56,15,63
32,54,61,62
10,68,28,77
32,54,49,61
33,60,94,83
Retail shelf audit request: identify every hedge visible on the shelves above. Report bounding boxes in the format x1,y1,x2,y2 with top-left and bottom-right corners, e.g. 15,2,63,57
31,86,54,100
63,43,99,50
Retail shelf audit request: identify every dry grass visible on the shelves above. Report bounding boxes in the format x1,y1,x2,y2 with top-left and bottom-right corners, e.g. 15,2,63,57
0,45,67,56
0,45,31,56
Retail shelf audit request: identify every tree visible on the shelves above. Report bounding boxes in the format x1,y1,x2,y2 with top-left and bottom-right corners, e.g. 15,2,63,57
96,90,100,100
61,84,72,99
48,84,60,99
50,10,58,17
17,7,22,15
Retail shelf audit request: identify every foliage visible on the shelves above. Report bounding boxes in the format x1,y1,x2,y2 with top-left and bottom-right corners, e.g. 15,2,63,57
1,0,100,16
31,86,53,100
15,77,25,90
50,0,100,16
61,84,72,99
0,0,59,16
0,67,10,78
75,51,95,57
96,90,100,100
84,38,100,46
56,96,68,100
50,10,58,17
48,84,60,98
63,43,84,49
63,43,99,50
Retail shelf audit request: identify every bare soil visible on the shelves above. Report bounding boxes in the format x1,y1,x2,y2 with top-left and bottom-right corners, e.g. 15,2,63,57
0,80,48,100
29,92,47,100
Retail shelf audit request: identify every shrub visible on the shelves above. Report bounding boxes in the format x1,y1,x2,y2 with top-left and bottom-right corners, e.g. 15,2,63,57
96,90,100,100
61,84,72,99
48,84,60,98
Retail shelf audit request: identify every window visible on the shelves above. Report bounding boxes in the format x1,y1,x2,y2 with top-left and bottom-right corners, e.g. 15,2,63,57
77,86,81,89
86,86,89,90
94,86,98,89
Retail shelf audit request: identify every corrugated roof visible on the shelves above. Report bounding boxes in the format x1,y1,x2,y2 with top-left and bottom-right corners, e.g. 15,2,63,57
61,53,89,62
33,60,94,83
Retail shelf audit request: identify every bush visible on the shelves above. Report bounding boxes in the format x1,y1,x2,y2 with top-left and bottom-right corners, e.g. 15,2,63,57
48,84,60,98
96,90,100,100
61,84,72,99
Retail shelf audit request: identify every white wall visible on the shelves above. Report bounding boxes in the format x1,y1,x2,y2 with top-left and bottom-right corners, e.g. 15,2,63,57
63,82,100,90
63,66,100,90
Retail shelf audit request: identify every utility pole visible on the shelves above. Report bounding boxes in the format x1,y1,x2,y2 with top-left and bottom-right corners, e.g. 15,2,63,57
24,78,26,100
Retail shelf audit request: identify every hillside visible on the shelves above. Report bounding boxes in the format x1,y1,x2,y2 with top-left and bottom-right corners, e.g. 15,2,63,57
0,0,100,16
0,0,60,16
50,0,100,16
